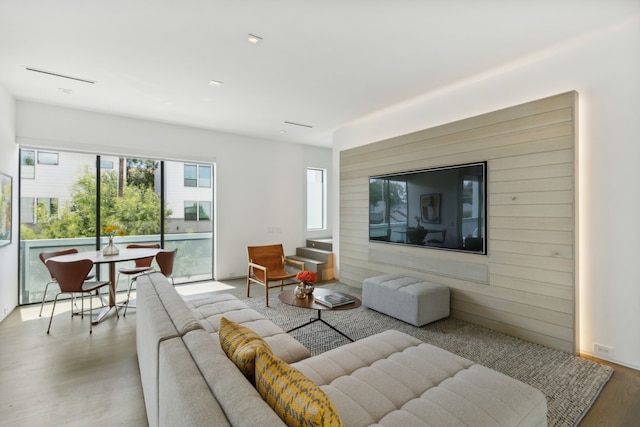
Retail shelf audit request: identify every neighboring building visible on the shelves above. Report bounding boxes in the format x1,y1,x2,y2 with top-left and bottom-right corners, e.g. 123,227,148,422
19,150,212,233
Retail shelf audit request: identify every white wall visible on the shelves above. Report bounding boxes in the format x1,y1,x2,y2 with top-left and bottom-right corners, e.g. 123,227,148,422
15,101,332,281
333,16,640,369
0,84,17,323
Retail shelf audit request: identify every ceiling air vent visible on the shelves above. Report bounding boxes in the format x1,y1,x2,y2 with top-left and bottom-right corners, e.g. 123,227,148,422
26,67,96,84
284,121,313,129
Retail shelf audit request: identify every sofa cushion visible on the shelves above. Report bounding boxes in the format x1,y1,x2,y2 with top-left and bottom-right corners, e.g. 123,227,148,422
292,330,547,427
219,316,273,384
185,292,311,363
255,348,344,427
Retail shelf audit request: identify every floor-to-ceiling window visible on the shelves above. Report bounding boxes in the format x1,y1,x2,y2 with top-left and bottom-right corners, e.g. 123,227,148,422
164,161,213,283
19,149,214,305
20,151,101,304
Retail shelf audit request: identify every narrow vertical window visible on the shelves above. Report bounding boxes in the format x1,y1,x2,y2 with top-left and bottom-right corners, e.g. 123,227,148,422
20,197,35,223
198,165,211,188
306,168,326,230
184,164,197,187
36,197,58,222
21,150,35,179
198,201,211,221
184,201,197,220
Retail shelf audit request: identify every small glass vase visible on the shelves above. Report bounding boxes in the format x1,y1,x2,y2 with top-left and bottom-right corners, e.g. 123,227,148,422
103,237,119,256
294,284,307,298
294,282,314,298
303,282,315,295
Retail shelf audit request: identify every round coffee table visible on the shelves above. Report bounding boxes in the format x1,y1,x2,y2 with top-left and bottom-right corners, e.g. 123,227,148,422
278,287,361,342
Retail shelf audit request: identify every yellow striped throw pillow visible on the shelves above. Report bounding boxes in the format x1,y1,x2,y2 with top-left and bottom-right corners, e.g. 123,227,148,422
255,347,343,427
219,316,272,384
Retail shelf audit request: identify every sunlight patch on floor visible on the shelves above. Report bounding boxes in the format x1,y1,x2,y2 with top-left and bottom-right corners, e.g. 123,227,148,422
176,281,234,296
20,295,106,322
18,281,234,322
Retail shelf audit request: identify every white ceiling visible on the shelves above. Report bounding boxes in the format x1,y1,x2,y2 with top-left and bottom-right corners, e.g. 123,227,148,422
0,0,637,147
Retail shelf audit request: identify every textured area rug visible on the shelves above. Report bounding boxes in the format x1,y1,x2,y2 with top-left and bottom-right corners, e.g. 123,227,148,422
243,283,613,427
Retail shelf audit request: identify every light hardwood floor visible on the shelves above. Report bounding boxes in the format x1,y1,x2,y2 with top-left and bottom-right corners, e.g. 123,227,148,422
0,279,638,426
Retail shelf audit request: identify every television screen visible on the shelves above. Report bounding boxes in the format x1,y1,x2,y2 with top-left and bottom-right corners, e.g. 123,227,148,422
369,162,486,254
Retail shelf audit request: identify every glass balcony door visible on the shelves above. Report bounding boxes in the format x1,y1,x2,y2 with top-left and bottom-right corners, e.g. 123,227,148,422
19,149,214,305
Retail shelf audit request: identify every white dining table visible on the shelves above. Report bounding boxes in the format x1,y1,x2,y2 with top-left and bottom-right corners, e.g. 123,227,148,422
48,248,161,323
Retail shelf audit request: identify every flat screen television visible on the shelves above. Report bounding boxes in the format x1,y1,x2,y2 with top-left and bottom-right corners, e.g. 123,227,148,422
369,162,486,254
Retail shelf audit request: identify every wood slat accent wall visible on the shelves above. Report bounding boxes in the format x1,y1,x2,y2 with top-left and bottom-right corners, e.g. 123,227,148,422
339,92,579,354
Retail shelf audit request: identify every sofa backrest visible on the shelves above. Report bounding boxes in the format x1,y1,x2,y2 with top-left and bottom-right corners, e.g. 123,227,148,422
183,330,287,427
142,272,203,334
136,271,204,427
184,292,311,363
158,335,232,427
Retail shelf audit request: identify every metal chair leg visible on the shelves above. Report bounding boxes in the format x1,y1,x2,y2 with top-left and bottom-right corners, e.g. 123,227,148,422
110,283,119,319
89,293,93,334
123,277,136,317
47,294,61,334
39,281,54,317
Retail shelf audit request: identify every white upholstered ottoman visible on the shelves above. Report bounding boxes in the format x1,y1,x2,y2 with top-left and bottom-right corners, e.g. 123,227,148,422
363,274,450,326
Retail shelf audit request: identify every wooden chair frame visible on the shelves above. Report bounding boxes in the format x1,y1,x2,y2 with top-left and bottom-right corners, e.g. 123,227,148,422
247,244,305,307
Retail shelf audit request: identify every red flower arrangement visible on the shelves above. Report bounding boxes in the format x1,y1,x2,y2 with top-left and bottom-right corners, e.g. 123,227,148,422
296,270,318,285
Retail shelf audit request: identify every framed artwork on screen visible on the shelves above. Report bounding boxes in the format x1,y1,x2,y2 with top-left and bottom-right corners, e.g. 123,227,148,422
420,193,441,224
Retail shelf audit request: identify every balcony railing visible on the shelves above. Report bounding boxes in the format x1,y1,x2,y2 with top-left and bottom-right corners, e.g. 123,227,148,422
20,233,213,305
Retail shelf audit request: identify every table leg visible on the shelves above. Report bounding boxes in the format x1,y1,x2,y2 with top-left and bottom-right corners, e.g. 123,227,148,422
108,261,116,306
92,261,116,324
285,310,354,342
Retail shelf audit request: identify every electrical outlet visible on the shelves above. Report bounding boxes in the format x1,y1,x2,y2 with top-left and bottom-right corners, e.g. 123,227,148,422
594,343,614,358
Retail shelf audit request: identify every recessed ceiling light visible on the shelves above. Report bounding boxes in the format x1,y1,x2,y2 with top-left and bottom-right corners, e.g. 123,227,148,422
58,88,73,94
279,130,287,134
248,34,263,45
209,80,223,87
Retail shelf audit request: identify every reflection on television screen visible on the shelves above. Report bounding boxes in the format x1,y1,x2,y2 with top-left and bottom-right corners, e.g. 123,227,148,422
369,162,486,254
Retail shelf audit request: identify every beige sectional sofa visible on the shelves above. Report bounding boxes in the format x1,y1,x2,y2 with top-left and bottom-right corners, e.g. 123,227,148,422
136,272,548,427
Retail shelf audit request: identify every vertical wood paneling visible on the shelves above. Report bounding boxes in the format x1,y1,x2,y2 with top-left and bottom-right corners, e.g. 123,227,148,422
340,92,578,354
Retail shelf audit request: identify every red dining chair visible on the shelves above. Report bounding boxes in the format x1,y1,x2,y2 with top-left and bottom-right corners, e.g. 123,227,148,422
117,243,160,314
44,258,116,334
155,248,178,285
39,248,97,317
122,248,176,316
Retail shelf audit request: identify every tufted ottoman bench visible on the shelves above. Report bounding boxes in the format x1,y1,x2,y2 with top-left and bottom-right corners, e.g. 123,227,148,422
363,274,450,326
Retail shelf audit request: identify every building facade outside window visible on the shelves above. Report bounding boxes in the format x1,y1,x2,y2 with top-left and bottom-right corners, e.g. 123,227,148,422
184,163,211,188
184,201,211,221
19,150,215,304
37,151,59,165
20,197,34,223
20,150,35,179
198,165,211,188
184,164,197,187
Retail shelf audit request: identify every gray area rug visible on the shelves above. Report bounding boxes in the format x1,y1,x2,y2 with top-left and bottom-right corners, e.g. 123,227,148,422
243,283,613,427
